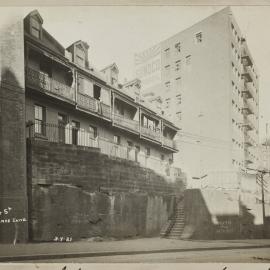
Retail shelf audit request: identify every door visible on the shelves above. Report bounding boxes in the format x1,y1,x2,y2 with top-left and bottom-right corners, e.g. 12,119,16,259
71,121,80,145
135,145,140,162
58,113,66,143
127,141,133,160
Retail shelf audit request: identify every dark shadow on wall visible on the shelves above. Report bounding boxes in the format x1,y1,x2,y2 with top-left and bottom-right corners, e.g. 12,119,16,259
182,189,267,240
0,68,28,243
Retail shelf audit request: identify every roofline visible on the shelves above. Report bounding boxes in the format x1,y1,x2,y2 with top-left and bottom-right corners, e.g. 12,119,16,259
100,62,119,73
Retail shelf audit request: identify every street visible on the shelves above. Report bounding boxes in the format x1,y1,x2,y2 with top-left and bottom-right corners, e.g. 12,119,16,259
19,247,270,263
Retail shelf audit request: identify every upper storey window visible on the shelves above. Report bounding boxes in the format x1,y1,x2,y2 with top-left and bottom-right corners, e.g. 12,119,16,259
195,32,202,43
30,18,41,39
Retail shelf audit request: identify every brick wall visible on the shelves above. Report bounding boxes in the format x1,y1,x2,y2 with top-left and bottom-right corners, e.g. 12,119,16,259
27,139,185,241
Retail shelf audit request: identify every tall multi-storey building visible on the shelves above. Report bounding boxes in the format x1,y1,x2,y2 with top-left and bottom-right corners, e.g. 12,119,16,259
135,7,259,179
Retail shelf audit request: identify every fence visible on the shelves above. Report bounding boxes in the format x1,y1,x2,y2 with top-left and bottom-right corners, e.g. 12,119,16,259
27,122,181,180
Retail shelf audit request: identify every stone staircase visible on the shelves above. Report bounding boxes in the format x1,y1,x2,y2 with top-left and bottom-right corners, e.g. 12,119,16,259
160,199,185,239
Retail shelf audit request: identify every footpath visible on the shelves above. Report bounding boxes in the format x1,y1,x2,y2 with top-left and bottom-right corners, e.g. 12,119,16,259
0,237,270,262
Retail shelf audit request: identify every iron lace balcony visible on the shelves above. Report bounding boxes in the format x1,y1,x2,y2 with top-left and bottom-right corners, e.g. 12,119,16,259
242,99,255,115
112,113,140,134
26,67,75,102
162,137,178,151
244,133,254,147
242,82,256,100
140,126,161,142
77,92,111,120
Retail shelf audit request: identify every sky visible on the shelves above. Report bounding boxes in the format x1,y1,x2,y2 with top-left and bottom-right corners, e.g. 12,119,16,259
2,5,270,142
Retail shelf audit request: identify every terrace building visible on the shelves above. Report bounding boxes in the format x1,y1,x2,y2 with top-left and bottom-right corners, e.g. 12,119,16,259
24,10,180,179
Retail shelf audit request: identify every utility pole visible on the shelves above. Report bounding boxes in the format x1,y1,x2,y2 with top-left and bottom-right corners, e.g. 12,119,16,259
258,171,266,237
247,167,268,237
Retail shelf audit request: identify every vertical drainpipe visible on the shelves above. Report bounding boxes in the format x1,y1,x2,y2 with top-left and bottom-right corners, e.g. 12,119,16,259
161,119,163,146
112,91,115,126
25,43,29,72
74,68,77,105
139,106,141,137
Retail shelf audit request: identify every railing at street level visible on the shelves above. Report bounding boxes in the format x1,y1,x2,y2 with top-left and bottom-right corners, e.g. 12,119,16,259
27,122,181,180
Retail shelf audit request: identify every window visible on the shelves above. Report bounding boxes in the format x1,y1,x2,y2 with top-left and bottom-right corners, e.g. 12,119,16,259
34,104,45,135
176,111,182,120
195,32,202,43
176,93,182,105
111,77,118,86
175,77,181,89
161,154,165,161
175,42,181,53
164,48,170,58
165,65,170,77
89,125,98,139
93,84,101,100
175,60,181,71
165,81,171,91
186,55,191,65
114,135,120,145
31,18,41,39
146,147,151,156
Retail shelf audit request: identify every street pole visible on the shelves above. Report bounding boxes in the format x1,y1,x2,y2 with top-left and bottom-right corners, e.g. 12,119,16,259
259,172,266,238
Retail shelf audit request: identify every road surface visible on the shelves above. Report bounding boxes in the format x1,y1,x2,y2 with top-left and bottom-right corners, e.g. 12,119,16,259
19,247,270,263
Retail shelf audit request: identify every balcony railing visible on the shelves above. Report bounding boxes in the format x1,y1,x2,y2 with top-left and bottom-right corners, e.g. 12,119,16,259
77,92,97,112
244,133,254,147
100,103,111,119
26,122,180,180
163,137,178,151
77,93,111,120
140,126,161,142
26,67,75,102
245,151,254,164
113,113,140,133
242,117,254,131
243,82,256,100
241,54,252,67
242,99,255,115
247,66,257,81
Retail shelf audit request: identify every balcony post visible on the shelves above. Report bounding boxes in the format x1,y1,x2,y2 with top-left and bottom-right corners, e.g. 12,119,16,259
139,107,141,135
74,69,77,103
161,120,164,146
112,92,115,124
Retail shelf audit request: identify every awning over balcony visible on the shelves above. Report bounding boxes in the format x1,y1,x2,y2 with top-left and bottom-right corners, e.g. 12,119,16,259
27,42,72,71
